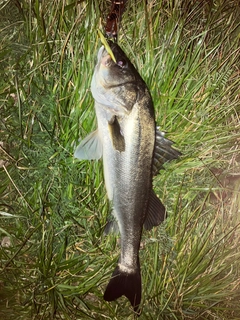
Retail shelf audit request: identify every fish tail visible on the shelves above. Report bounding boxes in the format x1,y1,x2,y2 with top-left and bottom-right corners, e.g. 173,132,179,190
104,261,141,314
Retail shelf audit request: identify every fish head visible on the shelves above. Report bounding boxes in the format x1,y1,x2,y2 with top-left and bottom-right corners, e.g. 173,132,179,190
91,41,145,115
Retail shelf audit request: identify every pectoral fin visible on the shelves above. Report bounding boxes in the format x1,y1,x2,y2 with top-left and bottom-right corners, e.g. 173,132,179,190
108,116,125,152
144,190,166,230
152,128,181,175
74,130,102,160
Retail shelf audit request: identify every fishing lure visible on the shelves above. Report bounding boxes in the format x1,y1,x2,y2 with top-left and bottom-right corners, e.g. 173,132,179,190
97,29,116,63
105,0,126,40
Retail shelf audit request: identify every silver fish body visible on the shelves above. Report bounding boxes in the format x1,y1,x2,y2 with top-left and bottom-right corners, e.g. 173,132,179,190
74,42,180,313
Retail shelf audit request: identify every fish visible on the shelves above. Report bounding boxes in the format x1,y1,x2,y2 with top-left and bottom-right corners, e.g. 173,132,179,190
74,41,181,313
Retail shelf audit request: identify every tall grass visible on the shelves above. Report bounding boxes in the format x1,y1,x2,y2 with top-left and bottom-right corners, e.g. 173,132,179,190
0,0,240,319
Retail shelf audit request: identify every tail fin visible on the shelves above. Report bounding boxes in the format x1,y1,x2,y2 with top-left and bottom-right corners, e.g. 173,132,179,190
104,263,141,314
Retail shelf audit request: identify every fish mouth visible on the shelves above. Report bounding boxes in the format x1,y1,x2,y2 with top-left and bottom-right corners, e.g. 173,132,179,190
97,46,114,67
98,41,119,64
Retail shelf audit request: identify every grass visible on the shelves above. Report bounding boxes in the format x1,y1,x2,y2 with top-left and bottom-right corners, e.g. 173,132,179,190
0,0,240,319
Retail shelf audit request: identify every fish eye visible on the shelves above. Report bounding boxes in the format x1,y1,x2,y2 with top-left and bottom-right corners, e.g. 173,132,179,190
117,59,127,68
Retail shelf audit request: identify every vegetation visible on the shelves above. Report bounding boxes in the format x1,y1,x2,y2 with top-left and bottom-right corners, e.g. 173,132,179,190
0,0,239,319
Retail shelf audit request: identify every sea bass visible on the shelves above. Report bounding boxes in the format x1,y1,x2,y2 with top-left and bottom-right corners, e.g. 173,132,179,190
74,41,180,313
